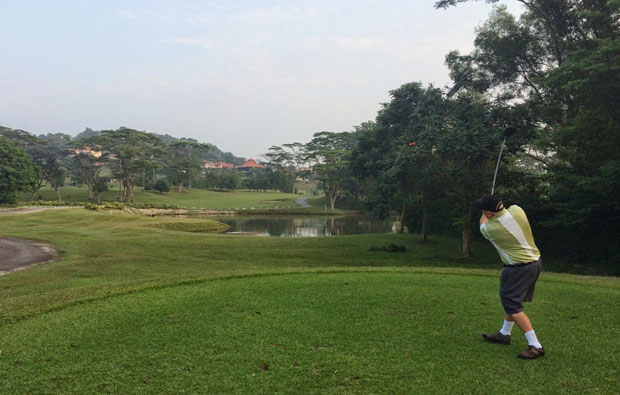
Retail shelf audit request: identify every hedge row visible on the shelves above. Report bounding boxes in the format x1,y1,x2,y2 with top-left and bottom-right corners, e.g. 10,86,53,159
24,201,181,210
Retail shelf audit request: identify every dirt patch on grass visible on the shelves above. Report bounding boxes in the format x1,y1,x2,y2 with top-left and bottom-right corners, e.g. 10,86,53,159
0,237,57,275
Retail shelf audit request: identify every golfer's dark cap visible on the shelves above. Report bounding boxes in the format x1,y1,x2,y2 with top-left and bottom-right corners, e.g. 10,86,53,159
473,195,504,212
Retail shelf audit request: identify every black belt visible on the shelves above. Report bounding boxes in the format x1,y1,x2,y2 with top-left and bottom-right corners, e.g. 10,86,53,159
504,261,537,268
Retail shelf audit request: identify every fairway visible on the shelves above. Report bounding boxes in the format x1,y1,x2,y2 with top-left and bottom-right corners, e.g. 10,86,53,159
25,186,301,210
1,209,619,394
1,271,619,394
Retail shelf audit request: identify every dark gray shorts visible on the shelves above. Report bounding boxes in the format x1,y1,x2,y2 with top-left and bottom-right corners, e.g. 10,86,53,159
499,258,542,315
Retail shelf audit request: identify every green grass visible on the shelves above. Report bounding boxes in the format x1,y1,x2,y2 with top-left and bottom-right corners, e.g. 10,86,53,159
1,209,619,394
24,186,300,209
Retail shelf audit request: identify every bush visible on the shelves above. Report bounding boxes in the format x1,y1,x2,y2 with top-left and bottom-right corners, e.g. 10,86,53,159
28,201,84,207
368,243,407,252
84,202,182,211
154,178,170,194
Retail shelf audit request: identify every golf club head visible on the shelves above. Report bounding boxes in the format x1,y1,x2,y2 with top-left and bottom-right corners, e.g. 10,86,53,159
503,126,518,138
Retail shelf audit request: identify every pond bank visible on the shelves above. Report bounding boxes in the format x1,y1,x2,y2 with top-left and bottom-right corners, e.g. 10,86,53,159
131,207,351,217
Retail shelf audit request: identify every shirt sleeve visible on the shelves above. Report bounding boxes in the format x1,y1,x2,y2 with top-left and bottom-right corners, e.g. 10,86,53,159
480,224,490,240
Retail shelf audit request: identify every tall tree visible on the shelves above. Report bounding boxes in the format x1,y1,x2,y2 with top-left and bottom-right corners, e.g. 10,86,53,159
263,143,306,193
0,128,47,199
0,137,39,204
10,132,70,202
378,83,447,241
38,133,71,202
166,139,210,192
70,150,102,200
305,131,355,210
352,83,448,241
437,91,508,258
87,128,163,203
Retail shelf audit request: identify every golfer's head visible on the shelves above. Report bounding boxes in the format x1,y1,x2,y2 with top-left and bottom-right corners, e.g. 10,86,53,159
473,195,504,213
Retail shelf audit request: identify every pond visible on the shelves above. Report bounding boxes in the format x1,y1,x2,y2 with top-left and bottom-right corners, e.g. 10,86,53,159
214,215,398,237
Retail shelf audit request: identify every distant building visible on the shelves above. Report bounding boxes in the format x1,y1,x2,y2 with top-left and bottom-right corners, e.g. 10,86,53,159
67,145,102,158
202,160,236,172
237,159,266,170
216,162,235,169
202,161,218,169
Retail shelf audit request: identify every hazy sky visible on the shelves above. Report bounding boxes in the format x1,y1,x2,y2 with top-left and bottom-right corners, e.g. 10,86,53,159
0,0,522,159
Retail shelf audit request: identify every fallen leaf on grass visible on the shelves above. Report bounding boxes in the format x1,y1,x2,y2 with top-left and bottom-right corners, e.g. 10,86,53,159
262,363,269,371
405,352,408,359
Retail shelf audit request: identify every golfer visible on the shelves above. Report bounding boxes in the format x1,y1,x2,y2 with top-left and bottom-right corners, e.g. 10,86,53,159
474,195,545,359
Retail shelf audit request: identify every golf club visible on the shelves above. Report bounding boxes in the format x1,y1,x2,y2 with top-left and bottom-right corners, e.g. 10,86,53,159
491,126,517,195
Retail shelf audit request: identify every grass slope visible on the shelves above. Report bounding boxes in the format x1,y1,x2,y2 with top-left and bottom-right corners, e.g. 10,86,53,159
0,209,491,324
24,186,300,209
1,209,619,394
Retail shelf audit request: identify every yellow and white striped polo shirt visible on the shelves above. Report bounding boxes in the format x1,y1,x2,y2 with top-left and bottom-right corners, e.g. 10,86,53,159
480,205,541,265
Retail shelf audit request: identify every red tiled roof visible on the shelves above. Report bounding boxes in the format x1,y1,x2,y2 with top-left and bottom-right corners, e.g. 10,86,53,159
238,159,266,168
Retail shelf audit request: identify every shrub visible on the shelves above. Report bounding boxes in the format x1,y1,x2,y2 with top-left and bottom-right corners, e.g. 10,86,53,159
154,178,170,194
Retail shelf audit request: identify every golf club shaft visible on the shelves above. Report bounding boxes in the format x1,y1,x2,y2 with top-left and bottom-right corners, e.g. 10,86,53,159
491,136,507,195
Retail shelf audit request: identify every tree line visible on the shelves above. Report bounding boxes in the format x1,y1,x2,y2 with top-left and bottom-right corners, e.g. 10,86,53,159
271,1,619,269
0,126,250,203
0,125,329,203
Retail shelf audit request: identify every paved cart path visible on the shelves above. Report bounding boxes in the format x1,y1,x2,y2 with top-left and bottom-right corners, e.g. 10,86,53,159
0,207,62,275
0,237,57,275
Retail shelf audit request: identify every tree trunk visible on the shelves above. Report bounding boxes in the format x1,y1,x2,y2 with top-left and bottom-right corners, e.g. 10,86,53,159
421,204,429,242
329,217,338,235
400,204,406,234
56,188,62,203
127,182,135,203
330,194,336,210
29,179,45,202
462,200,473,258
97,192,101,204
87,181,94,200
123,176,135,203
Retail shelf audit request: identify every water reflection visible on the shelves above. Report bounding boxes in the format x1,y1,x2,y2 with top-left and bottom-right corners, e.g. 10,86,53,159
215,215,395,237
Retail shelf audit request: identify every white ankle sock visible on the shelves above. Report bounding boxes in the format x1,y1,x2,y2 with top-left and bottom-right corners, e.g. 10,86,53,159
524,330,543,348
499,320,514,335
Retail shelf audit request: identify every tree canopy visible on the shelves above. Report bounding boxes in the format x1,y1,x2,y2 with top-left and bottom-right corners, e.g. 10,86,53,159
0,137,39,204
